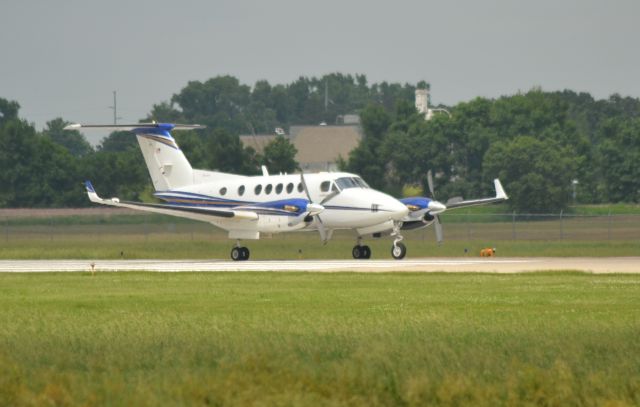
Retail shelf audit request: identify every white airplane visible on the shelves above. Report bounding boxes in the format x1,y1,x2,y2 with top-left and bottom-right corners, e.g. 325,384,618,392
67,122,508,260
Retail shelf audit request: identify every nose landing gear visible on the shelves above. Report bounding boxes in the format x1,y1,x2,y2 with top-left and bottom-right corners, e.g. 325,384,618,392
391,242,407,260
391,221,407,260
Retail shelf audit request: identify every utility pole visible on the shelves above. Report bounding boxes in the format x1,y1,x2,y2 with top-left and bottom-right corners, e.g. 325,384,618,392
108,91,121,124
324,81,328,112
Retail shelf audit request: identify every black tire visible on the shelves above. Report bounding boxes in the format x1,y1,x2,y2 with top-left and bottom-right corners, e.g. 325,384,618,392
241,247,250,261
362,245,371,259
352,245,362,259
391,242,407,260
231,247,242,261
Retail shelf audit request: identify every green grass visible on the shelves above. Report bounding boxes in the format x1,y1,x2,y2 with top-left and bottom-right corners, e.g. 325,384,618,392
1,233,640,259
1,210,639,259
1,272,639,406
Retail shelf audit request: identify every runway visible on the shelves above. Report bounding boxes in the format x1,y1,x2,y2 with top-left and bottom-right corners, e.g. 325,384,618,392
0,257,638,273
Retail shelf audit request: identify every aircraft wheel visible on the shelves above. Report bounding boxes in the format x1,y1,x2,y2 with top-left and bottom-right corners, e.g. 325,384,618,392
231,247,242,261
352,245,362,259
362,245,371,259
241,247,250,261
391,242,407,260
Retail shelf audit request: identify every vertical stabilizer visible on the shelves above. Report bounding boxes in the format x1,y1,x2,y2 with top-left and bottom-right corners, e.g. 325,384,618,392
63,122,207,191
133,125,194,191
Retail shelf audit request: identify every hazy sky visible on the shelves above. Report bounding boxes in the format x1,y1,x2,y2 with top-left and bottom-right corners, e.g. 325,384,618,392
2,0,639,143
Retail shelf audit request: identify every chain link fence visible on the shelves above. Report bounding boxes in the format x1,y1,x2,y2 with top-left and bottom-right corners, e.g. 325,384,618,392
1,208,639,242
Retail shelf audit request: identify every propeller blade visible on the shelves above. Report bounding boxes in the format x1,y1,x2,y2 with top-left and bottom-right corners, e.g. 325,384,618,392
316,215,328,244
434,214,444,244
427,170,435,198
300,172,331,244
300,173,312,202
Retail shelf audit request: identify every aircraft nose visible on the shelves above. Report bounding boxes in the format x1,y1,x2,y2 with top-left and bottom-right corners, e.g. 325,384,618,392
428,200,447,214
382,196,410,220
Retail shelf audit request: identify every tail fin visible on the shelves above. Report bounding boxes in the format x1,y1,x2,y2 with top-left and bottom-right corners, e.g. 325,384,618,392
67,123,204,191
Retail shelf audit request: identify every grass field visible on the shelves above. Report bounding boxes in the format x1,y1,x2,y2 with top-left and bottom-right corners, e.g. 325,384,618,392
1,231,640,260
2,208,639,260
1,208,639,260
1,272,639,406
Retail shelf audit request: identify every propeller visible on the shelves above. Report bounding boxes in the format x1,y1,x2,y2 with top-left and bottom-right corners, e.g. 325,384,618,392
300,173,330,244
427,170,445,244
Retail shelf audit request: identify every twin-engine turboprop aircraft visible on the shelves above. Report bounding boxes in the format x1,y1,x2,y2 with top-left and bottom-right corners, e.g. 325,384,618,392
67,122,508,260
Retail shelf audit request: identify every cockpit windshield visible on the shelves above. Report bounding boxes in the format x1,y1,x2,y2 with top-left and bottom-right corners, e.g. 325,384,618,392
335,177,370,190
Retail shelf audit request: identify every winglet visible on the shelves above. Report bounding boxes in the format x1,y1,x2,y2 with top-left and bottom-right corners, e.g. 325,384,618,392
84,180,95,193
84,181,103,203
494,179,508,200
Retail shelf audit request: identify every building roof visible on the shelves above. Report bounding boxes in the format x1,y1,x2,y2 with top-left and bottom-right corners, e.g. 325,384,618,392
240,125,363,172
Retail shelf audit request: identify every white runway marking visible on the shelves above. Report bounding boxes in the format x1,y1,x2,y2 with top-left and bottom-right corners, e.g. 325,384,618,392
0,258,638,273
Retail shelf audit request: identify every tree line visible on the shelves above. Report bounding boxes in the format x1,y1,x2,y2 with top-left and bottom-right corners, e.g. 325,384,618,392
343,89,640,212
0,74,638,212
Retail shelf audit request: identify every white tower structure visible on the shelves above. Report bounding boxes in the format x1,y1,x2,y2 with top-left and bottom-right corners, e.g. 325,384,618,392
415,88,433,120
415,82,451,121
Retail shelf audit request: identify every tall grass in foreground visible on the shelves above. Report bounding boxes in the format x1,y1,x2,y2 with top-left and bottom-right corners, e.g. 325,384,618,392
1,272,639,406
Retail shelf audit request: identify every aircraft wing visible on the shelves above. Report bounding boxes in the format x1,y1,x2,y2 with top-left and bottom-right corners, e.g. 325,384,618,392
83,181,258,222
445,179,509,210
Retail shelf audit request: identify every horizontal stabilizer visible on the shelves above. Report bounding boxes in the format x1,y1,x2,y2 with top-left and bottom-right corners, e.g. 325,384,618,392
64,123,205,132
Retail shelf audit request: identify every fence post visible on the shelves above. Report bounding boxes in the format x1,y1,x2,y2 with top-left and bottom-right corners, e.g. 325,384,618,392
466,211,471,240
512,211,516,240
50,216,54,242
4,216,8,242
559,210,564,240
607,210,612,241
144,212,148,242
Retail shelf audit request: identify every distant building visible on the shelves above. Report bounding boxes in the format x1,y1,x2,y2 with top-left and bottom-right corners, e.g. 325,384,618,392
239,124,363,172
336,114,361,125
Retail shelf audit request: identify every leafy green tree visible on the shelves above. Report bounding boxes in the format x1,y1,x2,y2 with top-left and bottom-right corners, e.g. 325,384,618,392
203,128,259,175
0,118,42,206
260,136,298,174
344,104,391,190
99,131,138,152
42,118,93,157
173,131,208,169
0,98,20,125
0,108,82,207
146,101,184,123
483,136,577,212
79,149,148,201
171,76,252,135
596,118,640,202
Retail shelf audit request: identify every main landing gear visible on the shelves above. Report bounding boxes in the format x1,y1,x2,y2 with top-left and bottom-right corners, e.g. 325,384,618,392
352,244,371,259
351,236,372,259
230,241,250,261
352,222,408,260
